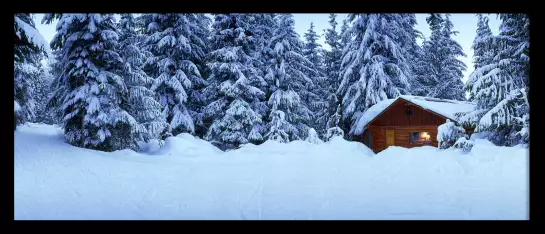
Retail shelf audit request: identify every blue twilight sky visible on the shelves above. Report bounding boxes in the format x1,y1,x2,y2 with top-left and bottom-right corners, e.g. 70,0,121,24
32,13,501,83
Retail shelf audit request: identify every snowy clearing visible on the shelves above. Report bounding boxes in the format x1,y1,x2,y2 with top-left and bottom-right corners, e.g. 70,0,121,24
14,123,528,220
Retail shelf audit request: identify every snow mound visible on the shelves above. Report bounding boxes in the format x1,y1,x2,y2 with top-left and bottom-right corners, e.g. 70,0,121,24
147,133,223,157
233,137,374,159
326,136,375,157
15,123,528,220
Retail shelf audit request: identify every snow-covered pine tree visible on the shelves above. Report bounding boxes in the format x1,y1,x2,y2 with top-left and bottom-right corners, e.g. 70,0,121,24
117,14,168,144
435,14,466,100
325,104,344,141
265,14,315,142
14,14,48,129
421,14,467,100
339,18,351,51
321,14,343,139
46,14,139,151
138,14,208,138
470,14,495,71
33,59,56,124
399,14,425,95
337,14,411,136
42,56,64,124
411,43,432,97
185,14,211,139
252,14,276,95
410,44,431,97
303,22,323,72
464,14,495,105
461,14,529,146
337,18,354,136
415,14,443,98
323,14,342,91
302,22,327,137
203,14,266,148
264,110,289,143
246,14,277,143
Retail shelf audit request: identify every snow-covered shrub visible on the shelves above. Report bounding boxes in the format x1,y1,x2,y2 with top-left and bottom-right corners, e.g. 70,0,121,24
265,110,290,143
306,128,323,144
437,119,468,150
452,137,474,153
325,126,344,142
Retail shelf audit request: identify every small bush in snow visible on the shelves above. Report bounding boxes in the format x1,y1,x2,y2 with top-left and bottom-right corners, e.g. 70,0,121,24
325,126,344,142
453,137,474,153
306,128,323,144
437,119,468,150
265,110,290,143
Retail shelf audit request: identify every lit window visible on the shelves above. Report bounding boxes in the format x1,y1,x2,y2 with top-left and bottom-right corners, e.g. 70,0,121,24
410,132,432,145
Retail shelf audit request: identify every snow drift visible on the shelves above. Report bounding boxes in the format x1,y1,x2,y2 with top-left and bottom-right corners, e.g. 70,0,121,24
14,123,528,220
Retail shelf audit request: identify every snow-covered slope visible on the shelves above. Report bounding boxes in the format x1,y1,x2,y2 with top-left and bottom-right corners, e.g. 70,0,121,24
14,123,528,220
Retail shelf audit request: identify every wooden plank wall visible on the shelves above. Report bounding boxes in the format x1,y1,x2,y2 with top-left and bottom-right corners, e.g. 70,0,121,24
368,125,439,153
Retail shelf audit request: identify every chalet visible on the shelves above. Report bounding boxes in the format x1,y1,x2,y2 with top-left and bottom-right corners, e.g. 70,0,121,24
353,95,476,153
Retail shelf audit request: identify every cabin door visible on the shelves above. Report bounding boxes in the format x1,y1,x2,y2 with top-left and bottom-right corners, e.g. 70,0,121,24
385,129,395,147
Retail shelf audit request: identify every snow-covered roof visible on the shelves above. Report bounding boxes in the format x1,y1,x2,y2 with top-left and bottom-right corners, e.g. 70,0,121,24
353,95,476,135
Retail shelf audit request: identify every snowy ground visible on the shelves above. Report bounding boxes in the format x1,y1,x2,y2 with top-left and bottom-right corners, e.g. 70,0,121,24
14,123,529,220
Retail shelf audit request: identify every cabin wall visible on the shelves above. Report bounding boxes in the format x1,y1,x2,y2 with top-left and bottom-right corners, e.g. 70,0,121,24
355,99,450,153
368,125,440,153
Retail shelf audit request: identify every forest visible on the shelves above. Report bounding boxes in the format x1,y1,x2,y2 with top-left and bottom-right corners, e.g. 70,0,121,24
14,13,529,152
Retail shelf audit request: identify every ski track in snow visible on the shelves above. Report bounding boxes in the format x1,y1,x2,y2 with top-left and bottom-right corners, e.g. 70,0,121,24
14,123,529,220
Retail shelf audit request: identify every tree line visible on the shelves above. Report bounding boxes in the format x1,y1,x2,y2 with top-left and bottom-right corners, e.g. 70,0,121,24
14,13,529,152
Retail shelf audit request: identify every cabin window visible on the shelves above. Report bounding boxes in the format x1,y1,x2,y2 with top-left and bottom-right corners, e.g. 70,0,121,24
410,132,432,145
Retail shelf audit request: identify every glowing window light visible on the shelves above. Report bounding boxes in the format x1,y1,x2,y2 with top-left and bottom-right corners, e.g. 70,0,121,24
420,132,430,140
411,132,432,145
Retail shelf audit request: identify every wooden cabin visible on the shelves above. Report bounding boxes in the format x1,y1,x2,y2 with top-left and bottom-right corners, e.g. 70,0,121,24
353,96,476,153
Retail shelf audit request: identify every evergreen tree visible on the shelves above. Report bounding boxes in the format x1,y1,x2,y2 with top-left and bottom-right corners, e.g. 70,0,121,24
185,14,211,138
117,14,167,144
138,14,207,138
302,22,326,137
303,22,323,71
421,14,467,100
42,56,64,124
470,14,494,70
325,104,344,141
321,14,343,138
14,14,48,129
418,14,443,97
337,18,353,137
203,14,266,148
399,14,425,95
323,14,342,90
337,14,411,136
247,14,276,143
33,59,56,124
265,14,314,141
461,14,529,146
46,14,137,151
264,110,289,143
339,18,351,51
434,14,466,100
